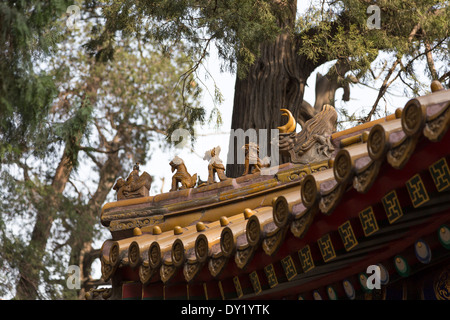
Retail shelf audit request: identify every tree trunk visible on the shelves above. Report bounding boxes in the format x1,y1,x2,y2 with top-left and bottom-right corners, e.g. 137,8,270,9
14,77,100,300
14,146,76,300
226,1,322,178
68,136,123,299
313,59,354,111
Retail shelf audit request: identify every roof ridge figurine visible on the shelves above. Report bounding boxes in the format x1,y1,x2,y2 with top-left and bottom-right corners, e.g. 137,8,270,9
203,146,230,184
94,82,450,301
169,156,197,191
278,104,337,164
242,142,271,176
277,108,297,133
113,163,152,200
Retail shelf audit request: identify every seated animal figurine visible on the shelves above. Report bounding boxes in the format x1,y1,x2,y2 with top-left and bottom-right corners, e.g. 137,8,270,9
113,163,152,200
169,156,197,191
203,146,229,184
242,142,270,176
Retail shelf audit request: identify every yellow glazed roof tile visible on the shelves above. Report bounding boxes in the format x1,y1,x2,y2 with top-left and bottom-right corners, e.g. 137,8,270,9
98,86,450,291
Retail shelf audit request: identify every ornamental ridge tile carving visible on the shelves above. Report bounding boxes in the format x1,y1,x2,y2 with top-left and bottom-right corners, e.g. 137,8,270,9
113,163,152,200
95,83,450,300
278,104,337,165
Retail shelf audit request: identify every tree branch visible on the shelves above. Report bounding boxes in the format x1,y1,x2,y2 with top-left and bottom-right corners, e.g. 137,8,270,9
424,40,438,80
79,146,121,154
364,57,401,122
438,71,450,83
82,149,103,170
178,37,213,108
135,124,168,137
364,22,422,122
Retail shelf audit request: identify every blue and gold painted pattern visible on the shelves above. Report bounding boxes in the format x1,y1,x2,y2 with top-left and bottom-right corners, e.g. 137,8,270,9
233,276,243,298
264,264,279,288
406,174,430,208
359,206,379,236
249,271,262,295
429,157,450,192
317,233,336,263
382,190,403,224
338,220,359,251
281,255,298,281
298,245,315,273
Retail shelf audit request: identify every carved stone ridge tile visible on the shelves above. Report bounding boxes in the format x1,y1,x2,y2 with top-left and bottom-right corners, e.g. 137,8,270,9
319,179,338,194
388,130,407,146
236,233,250,249
424,103,450,141
353,160,382,193
311,167,335,183
183,261,203,282
415,88,450,110
154,189,192,204
262,228,286,255
354,156,372,172
319,183,346,215
263,218,279,236
426,101,449,120
139,264,156,285
292,202,307,219
377,118,403,134
387,135,419,169
219,179,279,200
208,255,228,277
162,250,173,265
290,206,317,238
192,178,235,194
235,245,256,269
108,217,162,232
160,263,177,283
210,243,223,257
102,208,164,223
344,142,369,158
185,248,198,263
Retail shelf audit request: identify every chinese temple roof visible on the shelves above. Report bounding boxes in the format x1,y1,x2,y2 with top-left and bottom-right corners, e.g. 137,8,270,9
91,82,450,300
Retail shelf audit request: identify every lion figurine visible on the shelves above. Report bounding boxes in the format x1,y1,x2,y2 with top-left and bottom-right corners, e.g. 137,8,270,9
203,146,229,184
242,142,270,176
169,156,197,191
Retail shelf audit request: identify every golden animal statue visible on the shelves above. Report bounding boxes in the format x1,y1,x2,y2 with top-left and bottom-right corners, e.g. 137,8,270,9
242,142,270,176
113,163,152,200
203,146,229,184
169,156,198,191
278,104,337,164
